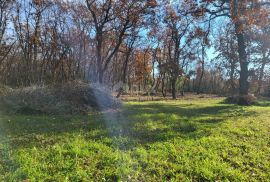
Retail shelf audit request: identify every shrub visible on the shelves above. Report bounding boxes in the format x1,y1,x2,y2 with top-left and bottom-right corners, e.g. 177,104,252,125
0,84,12,96
265,86,270,97
238,95,257,105
224,94,257,106
224,96,238,104
0,81,121,114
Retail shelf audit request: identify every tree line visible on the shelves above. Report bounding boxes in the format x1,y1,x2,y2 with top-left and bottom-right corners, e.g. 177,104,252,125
0,0,270,99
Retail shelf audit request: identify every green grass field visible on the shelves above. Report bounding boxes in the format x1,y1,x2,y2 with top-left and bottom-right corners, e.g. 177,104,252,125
0,98,270,181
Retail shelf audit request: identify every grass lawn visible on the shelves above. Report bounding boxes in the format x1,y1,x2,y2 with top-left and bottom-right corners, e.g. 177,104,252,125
0,98,270,181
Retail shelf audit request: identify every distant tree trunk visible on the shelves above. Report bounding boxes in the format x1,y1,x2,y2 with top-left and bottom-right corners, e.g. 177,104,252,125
150,59,156,94
116,49,131,98
229,62,236,95
187,79,190,92
197,45,205,94
154,77,161,93
181,78,186,96
197,64,204,94
94,27,103,83
161,76,167,97
256,55,267,95
171,78,176,99
98,69,104,84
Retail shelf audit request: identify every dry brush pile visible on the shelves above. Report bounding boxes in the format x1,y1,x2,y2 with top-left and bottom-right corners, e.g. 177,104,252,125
0,81,121,114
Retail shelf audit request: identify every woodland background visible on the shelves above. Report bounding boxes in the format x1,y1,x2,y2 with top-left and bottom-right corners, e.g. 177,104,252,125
0,0,270,99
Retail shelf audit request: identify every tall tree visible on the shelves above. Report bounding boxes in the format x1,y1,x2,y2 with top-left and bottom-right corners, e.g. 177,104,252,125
187,0,270,100
251,26,270,95
214,24,239,95
0,0,14,63
162,4,192,99
85,0,154,84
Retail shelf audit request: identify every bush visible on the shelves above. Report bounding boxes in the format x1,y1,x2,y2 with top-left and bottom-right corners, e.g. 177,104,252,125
265,86,270,97
0,84,12,96
0,81,121,114
224,94,257,106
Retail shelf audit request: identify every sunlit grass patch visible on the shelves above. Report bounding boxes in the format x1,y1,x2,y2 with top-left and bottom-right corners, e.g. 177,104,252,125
0,98,269,181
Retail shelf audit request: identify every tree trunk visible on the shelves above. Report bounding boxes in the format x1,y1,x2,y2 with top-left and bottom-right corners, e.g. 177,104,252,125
235,30,249,96
257,56,267,95
161,77,166,97
197,44,205,94
171,78,176,99
98,68,103,84
231,0,249,100
96,29,103,84
197,64,204,94
181,78,186,96
116,51,130,98
229,62,236,95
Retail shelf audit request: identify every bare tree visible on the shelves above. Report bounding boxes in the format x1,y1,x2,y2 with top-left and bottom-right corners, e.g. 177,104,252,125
85,0,153,84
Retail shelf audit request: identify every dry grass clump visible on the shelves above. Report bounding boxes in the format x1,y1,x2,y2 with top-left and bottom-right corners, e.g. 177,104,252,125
0,81,121,114
224,94,257,105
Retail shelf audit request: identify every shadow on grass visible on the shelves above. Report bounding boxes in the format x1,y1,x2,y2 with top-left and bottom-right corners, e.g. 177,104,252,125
255,100,270,107
119,103,257,144
0,102,258,149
